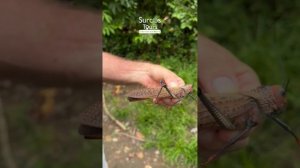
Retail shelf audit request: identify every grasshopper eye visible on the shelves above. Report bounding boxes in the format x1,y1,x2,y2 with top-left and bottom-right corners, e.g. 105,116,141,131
280,89,286,96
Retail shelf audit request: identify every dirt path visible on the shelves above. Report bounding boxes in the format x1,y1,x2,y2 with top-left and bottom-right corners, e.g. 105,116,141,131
103,105,171,168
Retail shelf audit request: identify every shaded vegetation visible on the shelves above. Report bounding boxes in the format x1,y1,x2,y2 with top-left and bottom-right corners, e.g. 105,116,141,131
0,85,101,168
103,0,197,63
199,0,300,167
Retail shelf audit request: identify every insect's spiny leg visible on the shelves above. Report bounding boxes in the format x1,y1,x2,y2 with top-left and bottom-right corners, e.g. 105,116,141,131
198,87,236,129
250,95,300,145
188,92,196,101
265,113,300,145
155,80,177,101
158,80,177,99
202,119,257,166
183,92,196,107
155,85,165,101
164,86,177,99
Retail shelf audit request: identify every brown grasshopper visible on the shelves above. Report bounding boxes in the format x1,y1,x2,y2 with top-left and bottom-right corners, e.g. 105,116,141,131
77,81,193,139
198,83,300,166
127,80,194,103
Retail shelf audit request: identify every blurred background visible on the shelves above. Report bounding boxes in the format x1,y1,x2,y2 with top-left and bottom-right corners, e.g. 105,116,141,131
103,0,197,167
198,0,300,167
0,83,100,168
0,0,101,168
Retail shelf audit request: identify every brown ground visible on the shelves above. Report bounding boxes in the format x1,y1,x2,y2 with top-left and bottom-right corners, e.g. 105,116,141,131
103,114,171,168
103,84,171,168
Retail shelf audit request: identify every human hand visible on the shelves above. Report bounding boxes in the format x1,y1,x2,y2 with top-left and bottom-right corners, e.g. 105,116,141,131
103,53,185,106
198,36,261,160
137,64,185,107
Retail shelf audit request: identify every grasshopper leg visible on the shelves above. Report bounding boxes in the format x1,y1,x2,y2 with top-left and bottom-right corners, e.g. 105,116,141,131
155,80,177,101
187,92,196,101
198,87,236,129
202,119,257,166
249,96,300,146
265,112,300,145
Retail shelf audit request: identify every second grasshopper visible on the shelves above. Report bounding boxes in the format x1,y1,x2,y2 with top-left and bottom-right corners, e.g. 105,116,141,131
198,84,300,166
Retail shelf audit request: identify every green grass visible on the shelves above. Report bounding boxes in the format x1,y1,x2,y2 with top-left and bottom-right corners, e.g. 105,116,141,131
104,57,197,167
199,0,300,167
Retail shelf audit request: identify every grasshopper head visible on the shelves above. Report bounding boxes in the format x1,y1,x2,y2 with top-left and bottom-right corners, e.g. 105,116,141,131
271,85,287,111
182,84,193,93
177,84,193,98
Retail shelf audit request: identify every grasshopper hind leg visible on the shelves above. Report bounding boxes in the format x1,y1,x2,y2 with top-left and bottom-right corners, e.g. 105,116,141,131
155,80,177,101
198,87,236,129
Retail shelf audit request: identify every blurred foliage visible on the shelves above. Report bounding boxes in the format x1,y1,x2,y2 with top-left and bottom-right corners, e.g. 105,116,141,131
0,1,101,168
103,0,197,63
0,86,101,168
199,0,300,167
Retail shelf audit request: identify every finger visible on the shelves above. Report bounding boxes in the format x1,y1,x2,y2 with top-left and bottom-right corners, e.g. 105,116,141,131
217,129,249,143
198,50,239,93
165,78,185,88
149,65,185,87
199,129,249,151
236,63,261,91
199,129,228,151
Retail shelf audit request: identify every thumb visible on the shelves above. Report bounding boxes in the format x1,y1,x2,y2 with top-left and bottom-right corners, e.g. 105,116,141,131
149,64,185,88
164,76,185,88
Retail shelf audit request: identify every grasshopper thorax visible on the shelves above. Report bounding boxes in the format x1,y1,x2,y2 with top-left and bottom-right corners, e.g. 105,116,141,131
251,85,287,114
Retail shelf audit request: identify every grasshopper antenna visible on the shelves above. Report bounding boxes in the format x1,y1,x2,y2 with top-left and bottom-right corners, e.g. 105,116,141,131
250,96,300,145
278,54,289,91
283,78,290,94
275,56,298,144
187,92,196,101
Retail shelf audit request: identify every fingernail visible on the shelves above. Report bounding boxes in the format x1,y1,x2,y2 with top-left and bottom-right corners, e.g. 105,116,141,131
212,77,238,93
169,79,184,88
169,81,179,88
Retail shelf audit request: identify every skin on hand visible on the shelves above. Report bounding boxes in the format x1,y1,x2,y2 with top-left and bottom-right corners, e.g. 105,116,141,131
198,35,261,159
0,0,100,84
102,52,185,107
140,64,185,107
